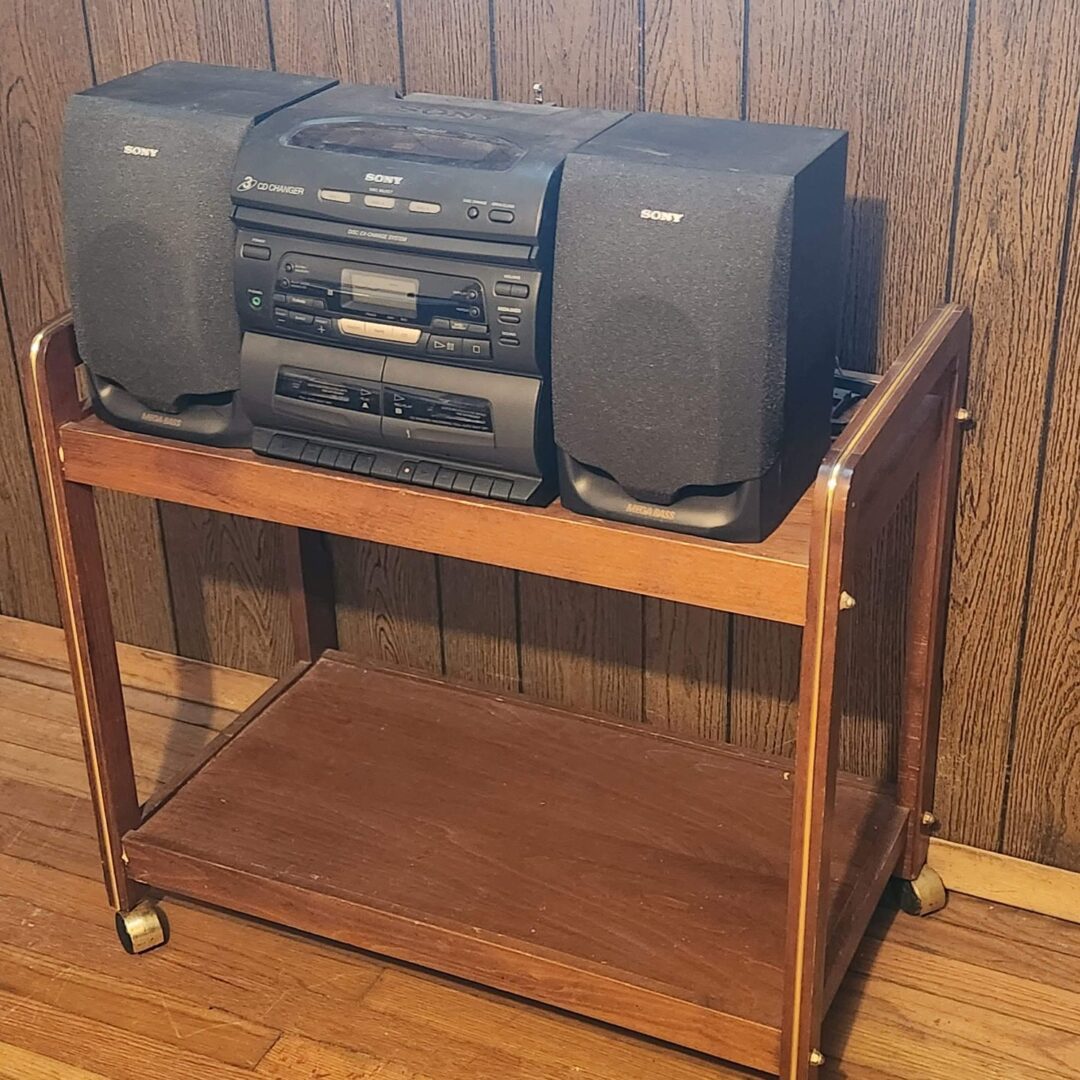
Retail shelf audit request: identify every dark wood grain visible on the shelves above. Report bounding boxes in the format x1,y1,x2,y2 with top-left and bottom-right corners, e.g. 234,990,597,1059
158,505,295,677
267,0,401,85
331,538,443,673
438,557,519,691
519,577,642,722
739,0,969,786
0,292,56,625
124,651,906,1073
92,491,176,653
282,529,337,662
936,0,1080,850
644,0,743,118
730,620,801,759
834,497,913,780
491,0,638,108
643,600,727,740
84,0,270,80
401,0,492,96
747,1,967,369
1002,191,1080,868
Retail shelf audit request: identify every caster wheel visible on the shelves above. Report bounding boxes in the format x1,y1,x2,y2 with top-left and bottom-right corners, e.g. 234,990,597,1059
115,901,169,954
899,865,947,916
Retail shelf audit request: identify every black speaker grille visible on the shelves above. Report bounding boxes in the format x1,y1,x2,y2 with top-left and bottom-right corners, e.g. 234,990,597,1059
62,64,333,412
552,153,792,502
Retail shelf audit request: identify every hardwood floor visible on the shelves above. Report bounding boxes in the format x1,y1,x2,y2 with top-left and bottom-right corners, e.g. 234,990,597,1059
0,627,1077,1079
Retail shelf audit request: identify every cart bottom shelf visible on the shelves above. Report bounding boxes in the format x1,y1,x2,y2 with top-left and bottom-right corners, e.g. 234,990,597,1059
123,652,908,1074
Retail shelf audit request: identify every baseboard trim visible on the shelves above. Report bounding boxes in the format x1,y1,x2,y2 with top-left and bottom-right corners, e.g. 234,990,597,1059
2,614,1077,924
929,838,1080,924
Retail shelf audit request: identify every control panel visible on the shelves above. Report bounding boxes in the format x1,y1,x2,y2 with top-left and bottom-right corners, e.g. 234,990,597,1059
235,230,545,377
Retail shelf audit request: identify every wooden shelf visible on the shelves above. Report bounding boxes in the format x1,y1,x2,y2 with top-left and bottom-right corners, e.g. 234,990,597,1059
59,416,811,624
124,653,907,1075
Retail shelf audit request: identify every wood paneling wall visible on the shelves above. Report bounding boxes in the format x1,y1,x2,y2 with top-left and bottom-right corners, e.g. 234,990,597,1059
0,0,1077,872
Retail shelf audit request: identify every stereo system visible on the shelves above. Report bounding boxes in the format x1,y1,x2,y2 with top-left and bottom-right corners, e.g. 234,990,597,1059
61,61,847,538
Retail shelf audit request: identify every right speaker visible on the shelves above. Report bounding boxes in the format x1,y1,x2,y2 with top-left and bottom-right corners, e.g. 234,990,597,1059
551,113,848,541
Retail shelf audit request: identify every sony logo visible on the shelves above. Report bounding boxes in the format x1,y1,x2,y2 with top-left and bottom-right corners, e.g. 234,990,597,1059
366,172,404,185
625,502,678,521
123,144,159,158
640,208,685,223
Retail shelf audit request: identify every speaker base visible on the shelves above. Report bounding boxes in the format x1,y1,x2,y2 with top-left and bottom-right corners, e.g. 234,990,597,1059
90,374,251,448
557,447,819,543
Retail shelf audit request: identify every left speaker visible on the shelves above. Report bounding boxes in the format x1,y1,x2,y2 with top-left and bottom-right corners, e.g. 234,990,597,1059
62,62,337,444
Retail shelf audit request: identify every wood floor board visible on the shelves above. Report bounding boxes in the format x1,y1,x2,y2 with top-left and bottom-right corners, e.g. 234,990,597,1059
866,897,1080,990
0,989,269,1080
255,1035,437,1080
0,1042,110,1080
849,936,1080,1035
826,972,1080,1080
0,651,1076,1078
0,654,237,731
0,941,280,1069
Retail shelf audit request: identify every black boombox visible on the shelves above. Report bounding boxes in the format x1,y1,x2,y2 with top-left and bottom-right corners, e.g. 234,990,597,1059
62,62,846,539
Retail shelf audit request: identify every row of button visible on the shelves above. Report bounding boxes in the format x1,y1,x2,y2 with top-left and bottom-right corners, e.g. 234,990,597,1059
318,190,443,215
265,434,527,502
272,309,493,357
429,335,491,359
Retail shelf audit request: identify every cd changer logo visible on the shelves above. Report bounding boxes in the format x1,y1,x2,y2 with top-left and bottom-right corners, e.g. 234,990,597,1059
625,502,677,521
236,175,305,196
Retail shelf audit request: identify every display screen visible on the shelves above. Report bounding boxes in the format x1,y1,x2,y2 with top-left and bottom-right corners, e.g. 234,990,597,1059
287,121,524,171
341,268,419,317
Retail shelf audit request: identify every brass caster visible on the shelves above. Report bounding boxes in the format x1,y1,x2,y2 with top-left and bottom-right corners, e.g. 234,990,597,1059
899,865,947,917
115,901,169,954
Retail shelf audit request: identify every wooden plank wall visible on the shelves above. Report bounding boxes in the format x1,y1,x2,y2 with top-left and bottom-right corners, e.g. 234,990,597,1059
0,0,1077,872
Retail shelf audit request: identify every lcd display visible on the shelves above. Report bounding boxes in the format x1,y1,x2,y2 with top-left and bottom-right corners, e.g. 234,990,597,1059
341,268,419,317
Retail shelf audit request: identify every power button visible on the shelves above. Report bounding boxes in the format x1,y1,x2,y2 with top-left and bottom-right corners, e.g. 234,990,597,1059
247,290,264,309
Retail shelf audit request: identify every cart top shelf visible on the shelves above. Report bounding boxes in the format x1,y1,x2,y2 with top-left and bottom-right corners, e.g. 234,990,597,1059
49,304,969,626
58,415,813,623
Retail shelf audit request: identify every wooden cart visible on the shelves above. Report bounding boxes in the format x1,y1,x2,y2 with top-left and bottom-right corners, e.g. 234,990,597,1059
27,306,970,1079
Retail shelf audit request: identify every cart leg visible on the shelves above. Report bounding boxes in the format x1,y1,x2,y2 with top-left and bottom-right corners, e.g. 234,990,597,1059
284,527,338,661
28,320,146,921
780,478,853,1079
895,357,967,888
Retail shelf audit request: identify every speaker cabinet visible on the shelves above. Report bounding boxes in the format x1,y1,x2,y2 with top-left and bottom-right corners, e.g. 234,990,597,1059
551,113,847,540
62,62,337,444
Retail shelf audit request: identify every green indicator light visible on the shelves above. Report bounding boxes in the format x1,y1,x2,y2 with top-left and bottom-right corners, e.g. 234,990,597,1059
250,293,263,308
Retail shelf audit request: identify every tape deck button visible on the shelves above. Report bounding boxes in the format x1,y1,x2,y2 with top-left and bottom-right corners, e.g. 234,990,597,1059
429,335,462,356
